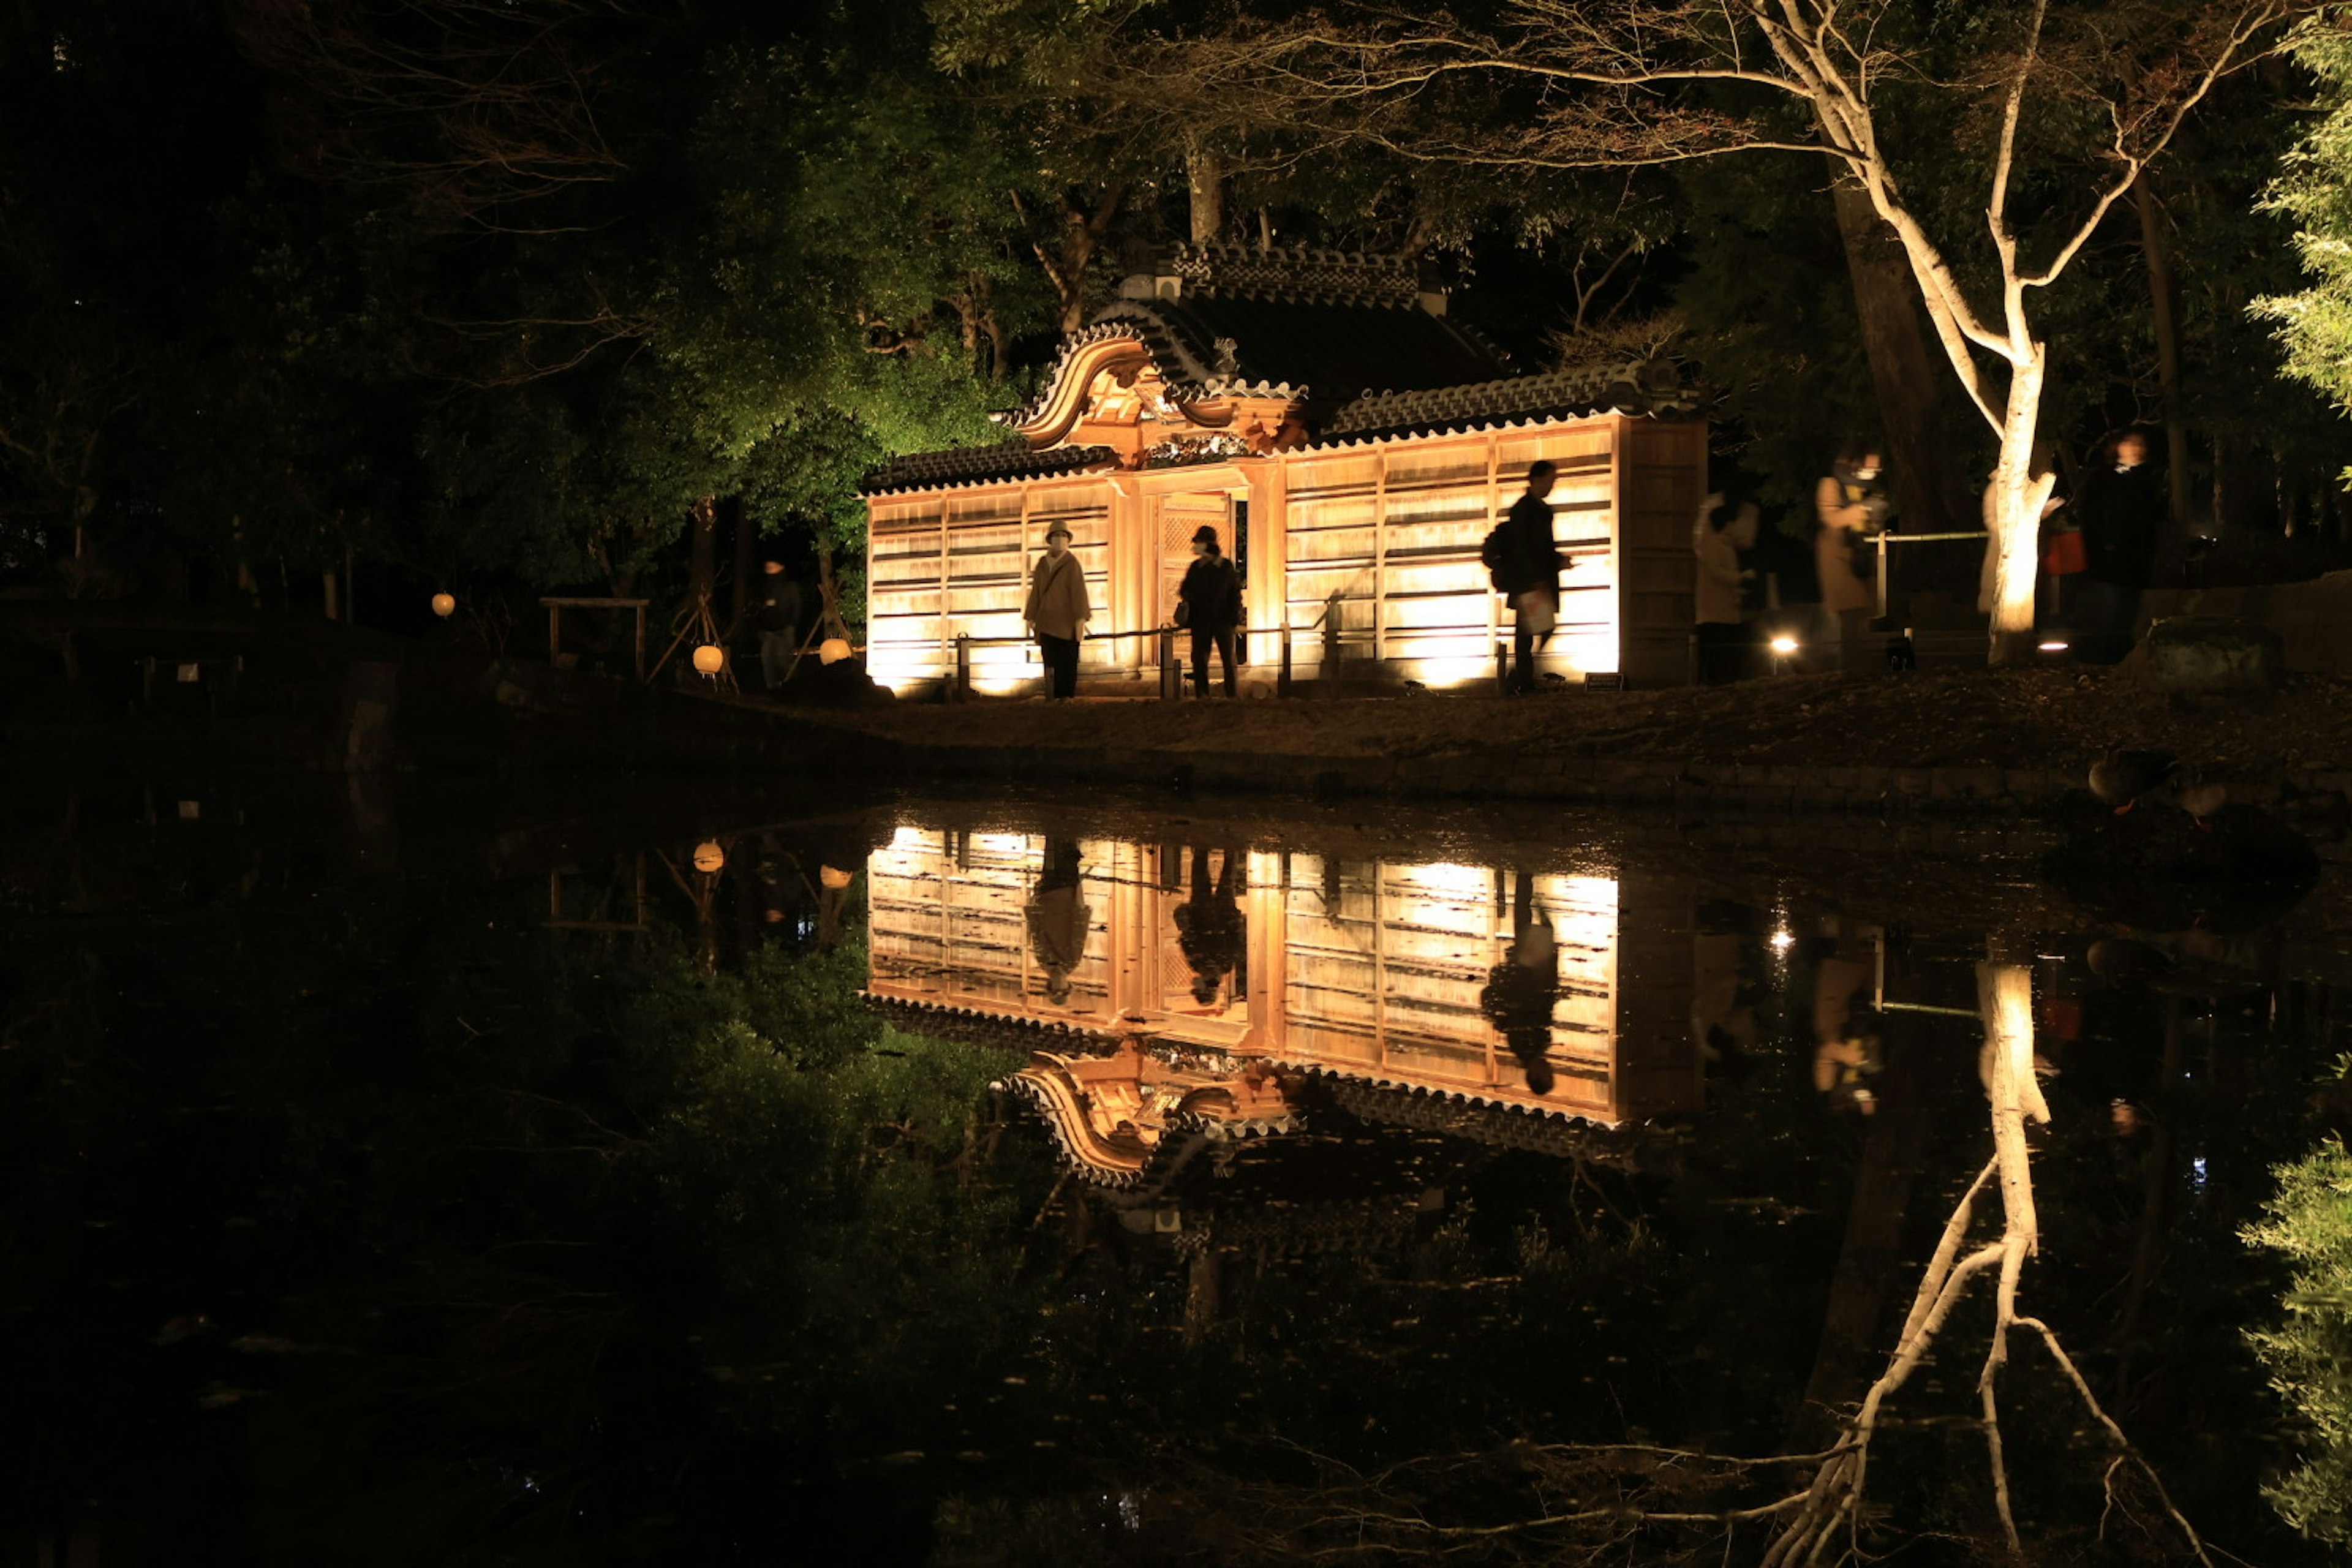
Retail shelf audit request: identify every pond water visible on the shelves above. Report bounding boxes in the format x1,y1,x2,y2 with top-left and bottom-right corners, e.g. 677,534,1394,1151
1,778,2343,1566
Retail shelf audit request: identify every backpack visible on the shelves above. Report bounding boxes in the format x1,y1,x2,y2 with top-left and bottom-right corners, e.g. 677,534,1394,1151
1480,522,1512,592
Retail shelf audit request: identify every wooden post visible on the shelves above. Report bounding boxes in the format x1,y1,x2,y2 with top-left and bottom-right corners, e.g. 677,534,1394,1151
1278,615,1292,698
1875,532,1890,622
1159,627,1180,701
547,605,562,663
953,634,971,701
1494,637,1509,696
1322,592,1341,693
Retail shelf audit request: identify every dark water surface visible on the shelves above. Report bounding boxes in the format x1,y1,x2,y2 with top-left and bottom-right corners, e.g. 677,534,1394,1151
2,778,2344,1566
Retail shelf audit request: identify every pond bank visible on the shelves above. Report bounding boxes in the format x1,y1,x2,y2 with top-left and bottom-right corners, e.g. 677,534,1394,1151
809,665,2352,821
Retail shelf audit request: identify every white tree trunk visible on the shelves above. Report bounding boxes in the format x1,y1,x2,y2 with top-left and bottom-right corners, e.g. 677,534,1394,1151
1985,349,2052,663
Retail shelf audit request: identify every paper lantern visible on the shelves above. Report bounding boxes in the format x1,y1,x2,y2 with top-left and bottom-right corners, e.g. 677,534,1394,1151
692,841,725,873
691,644,725,676
819,864,854,889
431,592,456,618
818,637,853,666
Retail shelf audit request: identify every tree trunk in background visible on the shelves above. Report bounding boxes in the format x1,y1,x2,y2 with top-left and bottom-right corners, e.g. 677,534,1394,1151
1186,146,1226,244
689,494,717,614
1825,173,1977,538
726,495,753,638
2133,174,2193,529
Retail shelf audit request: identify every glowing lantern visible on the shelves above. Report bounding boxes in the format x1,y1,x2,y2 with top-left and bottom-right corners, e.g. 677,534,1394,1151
431,592,456,618
818,637,853,666
819,864,854,889
691,644,725,676
692,841,725,873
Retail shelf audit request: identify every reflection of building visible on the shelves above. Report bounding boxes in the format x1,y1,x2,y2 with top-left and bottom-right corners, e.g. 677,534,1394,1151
864,827,1702,1131
860,246,1706,695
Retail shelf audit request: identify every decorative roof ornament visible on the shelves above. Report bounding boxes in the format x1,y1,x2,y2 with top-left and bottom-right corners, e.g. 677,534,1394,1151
1210,335,1241,377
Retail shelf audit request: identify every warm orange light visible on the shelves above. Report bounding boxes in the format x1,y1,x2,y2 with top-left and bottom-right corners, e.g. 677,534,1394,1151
818,637,853,666
1770,635,1800,655
692,841,725,873
820,864,854,889
691,644,725,676
431,592,456,618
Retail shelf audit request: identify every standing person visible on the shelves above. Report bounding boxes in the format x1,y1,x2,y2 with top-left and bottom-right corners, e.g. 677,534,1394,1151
1023,523,1090,699
1176,524,1242,698
1495,461,1562,694
1815,447,1888,674
2072,430,2165,665
754,560,804,692
1694,488,1760,684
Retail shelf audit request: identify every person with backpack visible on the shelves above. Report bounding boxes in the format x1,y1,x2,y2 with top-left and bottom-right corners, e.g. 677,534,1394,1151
1484,461,1562,694
1176,524,1242,698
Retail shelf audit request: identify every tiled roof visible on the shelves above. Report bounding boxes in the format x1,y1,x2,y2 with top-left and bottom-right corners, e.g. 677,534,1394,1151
1314,359,1700,445
860,440,1117,496
1088,293,1512,404
1160,242,1426,309
860,992,1120,1051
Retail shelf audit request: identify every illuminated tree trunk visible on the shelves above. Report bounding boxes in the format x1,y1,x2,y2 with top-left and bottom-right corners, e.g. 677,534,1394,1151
1186,145,1226,244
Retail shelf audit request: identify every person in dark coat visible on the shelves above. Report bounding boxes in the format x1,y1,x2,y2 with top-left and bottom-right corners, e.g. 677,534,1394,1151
1172,845,1243,1007
754,561,804,691
1495,462,1562,693
2071,430,2165,665
1176,524,1242,698
1027,836,1090,1007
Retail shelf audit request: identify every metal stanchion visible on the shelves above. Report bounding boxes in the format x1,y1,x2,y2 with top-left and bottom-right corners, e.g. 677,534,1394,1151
1278,617,1293,698
952,634,970,702
1159,627,1181,701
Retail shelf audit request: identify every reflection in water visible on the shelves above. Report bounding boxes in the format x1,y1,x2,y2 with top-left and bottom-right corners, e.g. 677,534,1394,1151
4,781,2346,1566
866,827,1701,1131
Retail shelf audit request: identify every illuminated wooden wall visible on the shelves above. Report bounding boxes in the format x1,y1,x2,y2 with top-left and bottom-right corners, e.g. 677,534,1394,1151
863,827,1702,1125
863,413,1709,694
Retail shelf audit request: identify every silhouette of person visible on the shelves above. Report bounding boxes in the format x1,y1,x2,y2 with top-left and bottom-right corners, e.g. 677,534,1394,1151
1172,846,1244,1008
1480,870,1561,1095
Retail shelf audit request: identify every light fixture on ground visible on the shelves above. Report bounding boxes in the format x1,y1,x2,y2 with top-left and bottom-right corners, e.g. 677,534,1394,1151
431,592,456,618
692,644,725,676
818,636,853,666
692,841,725,873
2038,638,2070,653
1769,635,1799,655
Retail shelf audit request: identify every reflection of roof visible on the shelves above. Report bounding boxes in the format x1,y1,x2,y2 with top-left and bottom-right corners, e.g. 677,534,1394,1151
862,992,1119,1053
862,440,1117,496
1323,1080,1654,1164
996,1047,1300,1188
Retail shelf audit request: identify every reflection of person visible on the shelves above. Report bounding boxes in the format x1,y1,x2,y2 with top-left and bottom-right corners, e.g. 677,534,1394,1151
1480,871,1561,1095
1815,448,1887,674
2073,430,2165,665
1694,490,1760,684
1177,526,1242,699
1496,462,1562,694
1026,837,1090,1006
1172,846,1243,1008
1691,901,1761,1077
1811,943,1881,1113
1023,524,1090,700
755,560,804,691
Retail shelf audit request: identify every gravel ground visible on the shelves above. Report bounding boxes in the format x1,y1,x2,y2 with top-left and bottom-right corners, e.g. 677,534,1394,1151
812,666,2352,780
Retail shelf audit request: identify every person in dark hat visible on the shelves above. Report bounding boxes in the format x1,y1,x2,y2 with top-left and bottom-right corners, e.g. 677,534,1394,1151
1176,523,1242,698
1023,522,1090,699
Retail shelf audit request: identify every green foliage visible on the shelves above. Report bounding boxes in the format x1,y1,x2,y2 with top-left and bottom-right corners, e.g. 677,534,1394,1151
2259,28,2352,419
2244,1128,2352,1544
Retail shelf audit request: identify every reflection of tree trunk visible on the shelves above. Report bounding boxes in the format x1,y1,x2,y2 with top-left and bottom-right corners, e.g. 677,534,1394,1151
1789,1025,1932,1449
2133,174,2192,529
1824,172,1975,537
1186,145,1225,244
2111,995,2182,1403
1184,1246,1221,1343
